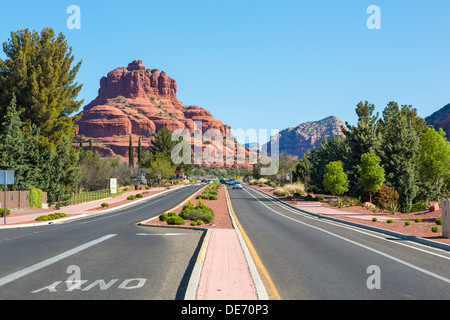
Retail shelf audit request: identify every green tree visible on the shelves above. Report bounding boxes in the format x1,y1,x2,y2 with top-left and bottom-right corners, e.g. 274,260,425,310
343,101,381,197
418,127,450,201
146,152,176,180
137,136,142,165
359,152,385,203
148,128,176,158
322,161,349,199
0,28,83,150
128,135,134,168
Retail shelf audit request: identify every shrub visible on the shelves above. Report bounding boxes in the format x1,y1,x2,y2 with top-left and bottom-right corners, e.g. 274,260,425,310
101,202,110,208
159,213,168,221
385,201,400,215
415,218,422,223
196,200,214,216
0,208,11,217
36,215,50,221
316,195,325,201
375,184,399,211
166,216,185,225
135,193,143,198
304,195,319,201
372,217,377,222
405,221,411,226
435,218,442,225
196,221,203,226
431,226,439,233
190,221,197,226
185,209,214,224
35,213,66,221
410,202,428,212
179,201,194,219
283,183,305,195
386,219,394,223
29,187,43,208
127,195,136,200
273,187,290,197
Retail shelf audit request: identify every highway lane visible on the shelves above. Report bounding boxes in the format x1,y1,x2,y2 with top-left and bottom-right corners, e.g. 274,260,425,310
0,184,205,300
228,185,450,300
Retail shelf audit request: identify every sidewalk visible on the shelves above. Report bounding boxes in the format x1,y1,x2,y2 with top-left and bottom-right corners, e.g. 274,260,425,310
0,186,181,228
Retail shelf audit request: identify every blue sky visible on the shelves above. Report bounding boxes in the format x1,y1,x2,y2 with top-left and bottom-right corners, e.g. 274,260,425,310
1,0,449,142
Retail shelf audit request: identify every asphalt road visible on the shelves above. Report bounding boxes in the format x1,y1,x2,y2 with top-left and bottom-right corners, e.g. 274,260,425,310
228,185,450,300
0,184,205,300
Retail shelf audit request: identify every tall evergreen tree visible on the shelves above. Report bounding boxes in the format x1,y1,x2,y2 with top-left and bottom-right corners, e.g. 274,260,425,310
129,135,134,168
0,28,83,150
137,136,142,165
379,102,420,212
342,101,381,197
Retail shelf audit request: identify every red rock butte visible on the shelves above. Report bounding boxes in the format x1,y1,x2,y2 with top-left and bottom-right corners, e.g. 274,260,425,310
75,60,253,169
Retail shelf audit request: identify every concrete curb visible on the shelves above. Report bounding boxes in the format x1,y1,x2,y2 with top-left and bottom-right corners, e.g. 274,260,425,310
0,185,190,229
249,185,450,252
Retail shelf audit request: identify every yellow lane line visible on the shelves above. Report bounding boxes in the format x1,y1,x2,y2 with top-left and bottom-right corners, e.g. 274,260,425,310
225,186,281,300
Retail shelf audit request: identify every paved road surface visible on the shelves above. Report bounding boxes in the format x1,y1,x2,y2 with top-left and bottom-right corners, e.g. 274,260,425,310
228,185,450,300
0,185,205,300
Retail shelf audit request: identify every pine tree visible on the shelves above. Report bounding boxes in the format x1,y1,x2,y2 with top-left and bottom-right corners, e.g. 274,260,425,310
342,101,381,197
379,102,420,212
0,28,83,150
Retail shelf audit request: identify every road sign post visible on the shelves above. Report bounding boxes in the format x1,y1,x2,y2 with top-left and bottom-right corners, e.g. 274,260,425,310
0,170,15,225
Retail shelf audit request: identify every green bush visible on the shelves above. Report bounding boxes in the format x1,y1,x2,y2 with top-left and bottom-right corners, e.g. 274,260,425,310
196,220,203,226
410,202,428,212
196,200,214,216
372,217,377,222
386,219,394,223
135,193,143,198
273,187,290,197
405,221,411,226
184,209,214,224
317,195,325,201
179,201,194,219
431,226,439,233
29,187,43,208
190,221,197,226
159,213,168,221
101,202,110,208
166,215,185,225
304,195,319,201
435,218,442,225
127,195,136,200
415,218,422,223
0,208,11,217
35,213,66,221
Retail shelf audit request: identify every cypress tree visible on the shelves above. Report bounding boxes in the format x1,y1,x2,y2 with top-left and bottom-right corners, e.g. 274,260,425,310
129,135,134,168
89,138,93,152
138,136,142,165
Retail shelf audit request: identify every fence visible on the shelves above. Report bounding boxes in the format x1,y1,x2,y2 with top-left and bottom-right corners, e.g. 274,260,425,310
0,191,48,210
58,189,112,207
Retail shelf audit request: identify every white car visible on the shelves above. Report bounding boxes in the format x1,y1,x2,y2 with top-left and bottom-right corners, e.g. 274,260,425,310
233,183,243,190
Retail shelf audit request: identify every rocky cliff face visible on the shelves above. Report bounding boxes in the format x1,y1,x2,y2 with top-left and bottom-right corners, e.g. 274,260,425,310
75,60,252,168
426,103,450,139
262,116,347,159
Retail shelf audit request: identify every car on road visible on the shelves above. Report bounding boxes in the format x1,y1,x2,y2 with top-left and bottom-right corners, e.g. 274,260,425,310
233,183,243,190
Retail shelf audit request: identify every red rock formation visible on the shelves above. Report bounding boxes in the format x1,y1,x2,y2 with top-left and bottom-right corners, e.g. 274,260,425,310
75,60,254,169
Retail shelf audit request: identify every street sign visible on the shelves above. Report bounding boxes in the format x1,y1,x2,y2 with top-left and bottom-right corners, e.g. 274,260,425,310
0,170,14,185
110,178,117,194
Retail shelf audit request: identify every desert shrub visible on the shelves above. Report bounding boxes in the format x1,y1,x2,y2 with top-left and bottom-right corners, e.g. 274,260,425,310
196,200,214,216
166,216,185,225
415,218,422,223
101,202,110,208
190,221,197,226
196,221,203,226
159,213,168,221
35,215,50,221
372,217,377,222
435,218,442,225
375,184,399,210
405,221,411,226
273,187,290,197
385,201,400,215
196,194,217,200
283,183,305,195
127,195,136,200
431,226,439,233
316,195,325,201
386,219,394,223
0,208,11,217
410,202,428,212
179,201,194,219
304,195,319,201
135,193,143,198
203,189,218,195
184,209,214,224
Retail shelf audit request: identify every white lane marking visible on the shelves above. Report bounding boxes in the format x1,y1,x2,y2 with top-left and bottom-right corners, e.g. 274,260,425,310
241,188,450,285
136,233,187,236
0,234,117,287
248,186,450,260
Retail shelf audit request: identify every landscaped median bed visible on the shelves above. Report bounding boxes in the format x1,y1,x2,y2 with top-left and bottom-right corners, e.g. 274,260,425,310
35,213,67,221
140,182,233,229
